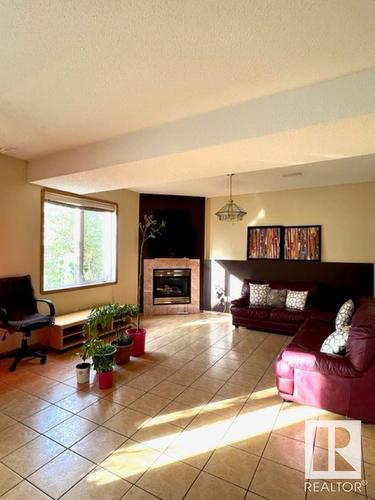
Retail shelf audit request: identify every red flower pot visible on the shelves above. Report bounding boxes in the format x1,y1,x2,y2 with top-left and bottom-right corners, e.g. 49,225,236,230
127,328,146,356
98,371,113,390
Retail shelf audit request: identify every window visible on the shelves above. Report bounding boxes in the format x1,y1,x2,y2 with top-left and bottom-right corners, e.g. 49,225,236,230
42,189,117,292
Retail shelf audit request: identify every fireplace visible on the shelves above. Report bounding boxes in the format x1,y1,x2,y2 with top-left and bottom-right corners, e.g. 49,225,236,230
153,268,191,305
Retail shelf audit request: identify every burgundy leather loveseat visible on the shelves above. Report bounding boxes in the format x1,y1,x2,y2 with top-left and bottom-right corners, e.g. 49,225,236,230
231,279,319,335
275,298,375,423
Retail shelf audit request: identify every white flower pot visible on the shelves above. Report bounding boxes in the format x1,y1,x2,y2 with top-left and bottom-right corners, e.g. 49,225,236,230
76,363,90,384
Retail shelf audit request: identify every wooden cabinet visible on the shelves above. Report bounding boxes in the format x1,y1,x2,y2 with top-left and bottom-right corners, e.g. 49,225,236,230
41,309,117,351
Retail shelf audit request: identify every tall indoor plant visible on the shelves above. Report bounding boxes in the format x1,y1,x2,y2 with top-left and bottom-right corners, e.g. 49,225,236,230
127,214,166,356
110,303,138,364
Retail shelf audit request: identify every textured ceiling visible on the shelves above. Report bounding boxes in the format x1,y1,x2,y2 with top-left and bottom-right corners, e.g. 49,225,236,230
2,0,375,159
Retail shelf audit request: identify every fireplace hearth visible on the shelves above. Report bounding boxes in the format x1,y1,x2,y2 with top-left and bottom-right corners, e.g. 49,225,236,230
153,268,191,305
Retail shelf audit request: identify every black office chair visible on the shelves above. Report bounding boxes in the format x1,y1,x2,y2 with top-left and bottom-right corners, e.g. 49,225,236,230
0,275,55,372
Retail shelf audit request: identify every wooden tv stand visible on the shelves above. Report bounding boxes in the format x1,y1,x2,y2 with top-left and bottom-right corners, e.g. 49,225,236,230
41,309,116,351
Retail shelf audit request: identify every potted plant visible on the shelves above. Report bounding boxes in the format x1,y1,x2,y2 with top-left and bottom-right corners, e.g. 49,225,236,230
75,349,91,385
110,303,138,364
91,342,117,389
127,214,166,356
82,305,119,389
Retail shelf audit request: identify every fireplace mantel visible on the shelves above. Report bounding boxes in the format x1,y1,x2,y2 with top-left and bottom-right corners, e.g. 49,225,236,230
143,258,200,315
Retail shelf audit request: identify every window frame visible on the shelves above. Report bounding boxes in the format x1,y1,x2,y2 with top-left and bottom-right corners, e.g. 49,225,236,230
40,188,118,294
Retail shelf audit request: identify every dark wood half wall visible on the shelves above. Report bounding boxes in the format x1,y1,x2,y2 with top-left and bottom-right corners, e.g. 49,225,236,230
203,260,374,312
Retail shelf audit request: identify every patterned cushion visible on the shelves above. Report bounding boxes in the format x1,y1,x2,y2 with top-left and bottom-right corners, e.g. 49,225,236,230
267,288,287,308
249,283,270,306
335,300,354,331
320,326,351,355
285,290,309,311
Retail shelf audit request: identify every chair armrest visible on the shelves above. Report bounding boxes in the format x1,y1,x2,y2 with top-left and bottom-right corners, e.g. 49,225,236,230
231,297,249,307
281,348,358,377
36,299,55,317
0,307,8,328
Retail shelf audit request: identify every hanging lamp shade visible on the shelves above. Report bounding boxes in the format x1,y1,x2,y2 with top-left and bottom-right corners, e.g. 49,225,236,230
215,174,247,222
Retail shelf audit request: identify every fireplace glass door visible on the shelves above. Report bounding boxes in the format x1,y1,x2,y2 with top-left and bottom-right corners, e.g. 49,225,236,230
153,269,191,305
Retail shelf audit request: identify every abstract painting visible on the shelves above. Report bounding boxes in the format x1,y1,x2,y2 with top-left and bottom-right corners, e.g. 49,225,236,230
284,225,321,261
247,226,282,260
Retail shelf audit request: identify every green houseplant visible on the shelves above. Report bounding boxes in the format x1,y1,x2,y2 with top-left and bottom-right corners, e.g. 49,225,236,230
127,214,166,356
82,304,119,389
110,303,138,364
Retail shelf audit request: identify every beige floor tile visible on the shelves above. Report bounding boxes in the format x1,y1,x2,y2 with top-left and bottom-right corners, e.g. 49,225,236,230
28,449,94,499
184,471,246,500
45,414,97,447
0,422,39,458
204,366,235,382
105,386,146,407
61,466,131,499
263,433,306,472
104,408,151,437
2,435,64,477
34,383,77,403
130,393,170,417
149,381,185,400
191,375,225,394
0,480,51,499
78,399,124,424
71,426,126,463
0,463,22,496
362,423,375,441
2,394,50,420
365,461,375,499
245,493,264,500
153,401,201,428
55,391,99,413
122,485,159,499
127,374,160,391
132,421,181,452
174,387,213,407
0,412,17,432
137,453,199,500
0,389,26,411
250,458,306,500
204,445,259,488
22,404,73,433
363,436,375,465
101,439,160,483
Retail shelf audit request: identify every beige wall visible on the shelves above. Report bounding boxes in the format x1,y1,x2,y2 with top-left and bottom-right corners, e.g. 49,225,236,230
0,154,139,351
206,182,375,265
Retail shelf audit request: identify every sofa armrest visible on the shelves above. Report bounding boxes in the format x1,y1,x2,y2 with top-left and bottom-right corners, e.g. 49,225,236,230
36,299,56,317
282,348,359,377
0,307,8,328
231,297,249,307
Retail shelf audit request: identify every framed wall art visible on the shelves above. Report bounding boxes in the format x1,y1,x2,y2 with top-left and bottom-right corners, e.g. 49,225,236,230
284,225,321,261
247,226,283,260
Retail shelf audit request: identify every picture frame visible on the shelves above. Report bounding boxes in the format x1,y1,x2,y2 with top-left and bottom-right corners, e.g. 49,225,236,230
247,225,283,260
284,225,321,261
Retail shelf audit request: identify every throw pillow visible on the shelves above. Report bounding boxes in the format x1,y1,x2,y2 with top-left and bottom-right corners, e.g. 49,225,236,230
335,299,355,331
267,288,287,308
285,290,309,310
320,326,351,355
249,283,270,306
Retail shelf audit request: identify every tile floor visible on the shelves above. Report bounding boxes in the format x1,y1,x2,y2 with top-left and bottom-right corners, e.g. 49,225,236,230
0,312,373,499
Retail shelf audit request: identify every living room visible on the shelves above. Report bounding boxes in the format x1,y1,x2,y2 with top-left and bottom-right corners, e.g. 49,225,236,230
1,1,375,499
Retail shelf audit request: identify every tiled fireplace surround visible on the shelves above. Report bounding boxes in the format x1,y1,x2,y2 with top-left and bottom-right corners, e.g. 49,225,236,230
143,258,200,315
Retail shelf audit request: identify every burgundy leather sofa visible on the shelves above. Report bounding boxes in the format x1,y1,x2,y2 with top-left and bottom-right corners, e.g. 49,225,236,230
275,298,375,423
231,279,319,335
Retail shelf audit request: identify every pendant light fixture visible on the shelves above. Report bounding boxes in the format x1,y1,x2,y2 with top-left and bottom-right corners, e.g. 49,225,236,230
215,173,247,222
